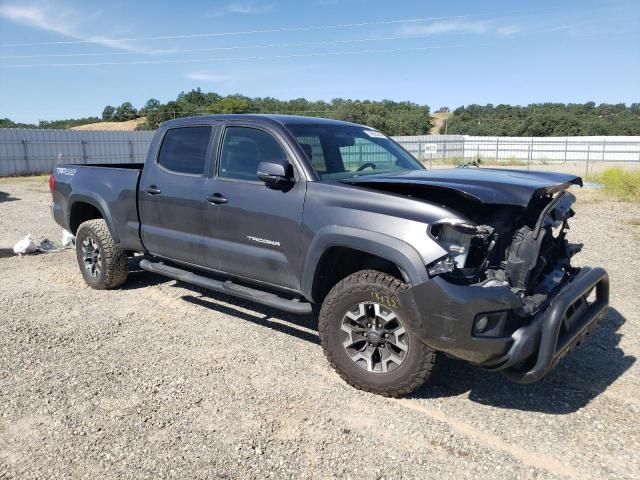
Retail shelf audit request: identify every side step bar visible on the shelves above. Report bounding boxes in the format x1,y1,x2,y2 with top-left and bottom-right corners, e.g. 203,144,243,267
139,259,313,314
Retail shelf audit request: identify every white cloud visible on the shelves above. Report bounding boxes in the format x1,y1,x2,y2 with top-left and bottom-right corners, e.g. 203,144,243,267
396,20,527,37
0,3,138,51
185,72,230,82
496,25,522,36
226,2,275,15
398,20,492,36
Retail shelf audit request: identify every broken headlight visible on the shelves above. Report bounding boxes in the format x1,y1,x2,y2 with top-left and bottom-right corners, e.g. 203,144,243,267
430,223,476,268
427,222,494,277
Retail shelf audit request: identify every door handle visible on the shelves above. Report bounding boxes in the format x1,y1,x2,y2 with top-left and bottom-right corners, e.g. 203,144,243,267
145,185,162,195
206,193,228,205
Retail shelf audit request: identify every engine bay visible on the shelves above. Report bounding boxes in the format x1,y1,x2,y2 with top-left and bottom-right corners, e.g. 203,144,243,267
429,189,583,315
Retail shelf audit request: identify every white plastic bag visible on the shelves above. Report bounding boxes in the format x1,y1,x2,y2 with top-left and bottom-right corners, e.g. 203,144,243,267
13,234,37,255
62,229,75,247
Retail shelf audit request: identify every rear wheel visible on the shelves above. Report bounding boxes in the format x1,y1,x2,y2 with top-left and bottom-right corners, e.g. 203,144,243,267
318,270,437,397
75,219,128,290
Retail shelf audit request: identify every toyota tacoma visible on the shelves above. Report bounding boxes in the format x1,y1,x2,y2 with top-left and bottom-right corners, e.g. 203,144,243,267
50,115,609,397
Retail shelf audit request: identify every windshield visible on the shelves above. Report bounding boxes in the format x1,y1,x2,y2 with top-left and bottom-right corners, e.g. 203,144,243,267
286,124,424,180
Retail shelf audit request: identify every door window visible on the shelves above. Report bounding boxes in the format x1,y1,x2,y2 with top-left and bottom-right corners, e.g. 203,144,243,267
294,135,327,173
219,127,287,181
157,126,212,175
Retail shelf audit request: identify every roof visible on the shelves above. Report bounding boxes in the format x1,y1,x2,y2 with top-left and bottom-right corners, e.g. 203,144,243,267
161,114,363,129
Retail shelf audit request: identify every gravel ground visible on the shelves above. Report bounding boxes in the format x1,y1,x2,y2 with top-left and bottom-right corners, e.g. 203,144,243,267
1,176,639,480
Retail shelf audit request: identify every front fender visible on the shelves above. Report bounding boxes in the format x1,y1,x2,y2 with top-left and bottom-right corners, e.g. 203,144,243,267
301,225,430,302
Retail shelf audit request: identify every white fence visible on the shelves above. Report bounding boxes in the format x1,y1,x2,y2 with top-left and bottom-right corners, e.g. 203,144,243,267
395,135,640,164
1,128,639,177
0,129,154,177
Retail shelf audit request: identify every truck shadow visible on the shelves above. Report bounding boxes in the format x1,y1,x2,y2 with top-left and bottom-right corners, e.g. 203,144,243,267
413,307,635,414
120,261,172,290
122,259,320,343
181,293,319,345
0,191,20,203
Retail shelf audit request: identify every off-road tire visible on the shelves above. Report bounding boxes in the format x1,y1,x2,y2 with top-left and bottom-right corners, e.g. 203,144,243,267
75,219,128,290
318,270,437,397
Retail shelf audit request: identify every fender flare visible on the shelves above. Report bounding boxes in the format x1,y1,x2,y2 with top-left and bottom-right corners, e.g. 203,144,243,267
67,193,120,243
301,225,430,302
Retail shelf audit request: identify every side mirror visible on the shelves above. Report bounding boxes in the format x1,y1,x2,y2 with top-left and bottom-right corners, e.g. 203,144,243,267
257,159,292,185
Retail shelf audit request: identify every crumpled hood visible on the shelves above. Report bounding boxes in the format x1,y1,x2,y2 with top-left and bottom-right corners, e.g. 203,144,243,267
341,168,582,207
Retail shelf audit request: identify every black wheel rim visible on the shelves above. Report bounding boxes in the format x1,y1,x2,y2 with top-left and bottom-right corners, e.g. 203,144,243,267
341,302,409,373
81,237,102,278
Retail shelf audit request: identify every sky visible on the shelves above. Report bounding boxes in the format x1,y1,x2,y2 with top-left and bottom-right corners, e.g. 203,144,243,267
0,0,638,123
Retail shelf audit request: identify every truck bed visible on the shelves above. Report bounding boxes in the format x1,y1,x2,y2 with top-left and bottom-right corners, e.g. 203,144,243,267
51,163,143,251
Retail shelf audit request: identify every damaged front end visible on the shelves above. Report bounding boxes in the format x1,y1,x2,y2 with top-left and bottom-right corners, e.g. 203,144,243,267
398,184,609,383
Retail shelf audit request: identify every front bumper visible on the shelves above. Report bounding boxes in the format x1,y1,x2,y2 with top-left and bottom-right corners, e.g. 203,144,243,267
398,267,609,383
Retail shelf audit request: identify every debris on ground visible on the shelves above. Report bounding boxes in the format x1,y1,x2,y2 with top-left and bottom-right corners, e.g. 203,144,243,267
12,234,37,255
12,232,73,256
62,229,75,247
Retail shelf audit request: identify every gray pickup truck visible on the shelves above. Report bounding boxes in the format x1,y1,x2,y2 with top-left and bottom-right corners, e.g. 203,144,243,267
50,114,609,397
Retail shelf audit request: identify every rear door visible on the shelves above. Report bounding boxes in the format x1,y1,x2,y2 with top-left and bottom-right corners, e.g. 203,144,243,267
139,124,217,266
204,123,307,290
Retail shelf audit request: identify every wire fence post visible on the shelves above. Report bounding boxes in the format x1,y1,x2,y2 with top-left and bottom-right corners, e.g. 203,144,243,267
601,138,606,165
129,138,134,163
585,144,591,178
495,137,499,162
529,137,534,169
22,138,30,175
564,138,568,163
527,142,531,170
81,138,88,164
461,138,465,160
442,139,447,161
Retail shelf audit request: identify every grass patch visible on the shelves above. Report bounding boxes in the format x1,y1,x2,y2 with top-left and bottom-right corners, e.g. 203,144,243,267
589,167,640,202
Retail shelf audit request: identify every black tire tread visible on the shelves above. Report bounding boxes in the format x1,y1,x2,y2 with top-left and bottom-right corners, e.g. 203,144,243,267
318,269,437,397
76,219,128,290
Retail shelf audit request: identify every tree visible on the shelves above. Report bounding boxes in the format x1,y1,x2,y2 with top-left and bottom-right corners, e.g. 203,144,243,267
218,96,251,114
178,88,207,107
114,102,137,121
102,105,115,121
139,98,161,116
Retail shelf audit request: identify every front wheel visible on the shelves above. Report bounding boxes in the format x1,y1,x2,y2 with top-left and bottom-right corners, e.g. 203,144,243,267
75,219,128,290
318,270,437,397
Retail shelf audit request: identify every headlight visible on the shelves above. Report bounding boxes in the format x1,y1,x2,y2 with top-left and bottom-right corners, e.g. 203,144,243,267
430,223,476,269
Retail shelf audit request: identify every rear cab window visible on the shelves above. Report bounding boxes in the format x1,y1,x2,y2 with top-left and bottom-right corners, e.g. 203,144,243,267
157,126,212,175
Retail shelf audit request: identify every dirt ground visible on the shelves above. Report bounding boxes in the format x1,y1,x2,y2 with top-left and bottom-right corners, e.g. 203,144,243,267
0,176,639,479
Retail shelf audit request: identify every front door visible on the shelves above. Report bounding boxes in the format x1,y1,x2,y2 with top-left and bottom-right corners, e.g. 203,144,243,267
139,125,215,266
204,125,306,291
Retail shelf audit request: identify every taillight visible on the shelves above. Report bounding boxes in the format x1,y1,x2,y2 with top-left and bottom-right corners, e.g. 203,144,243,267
49,174,55,193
